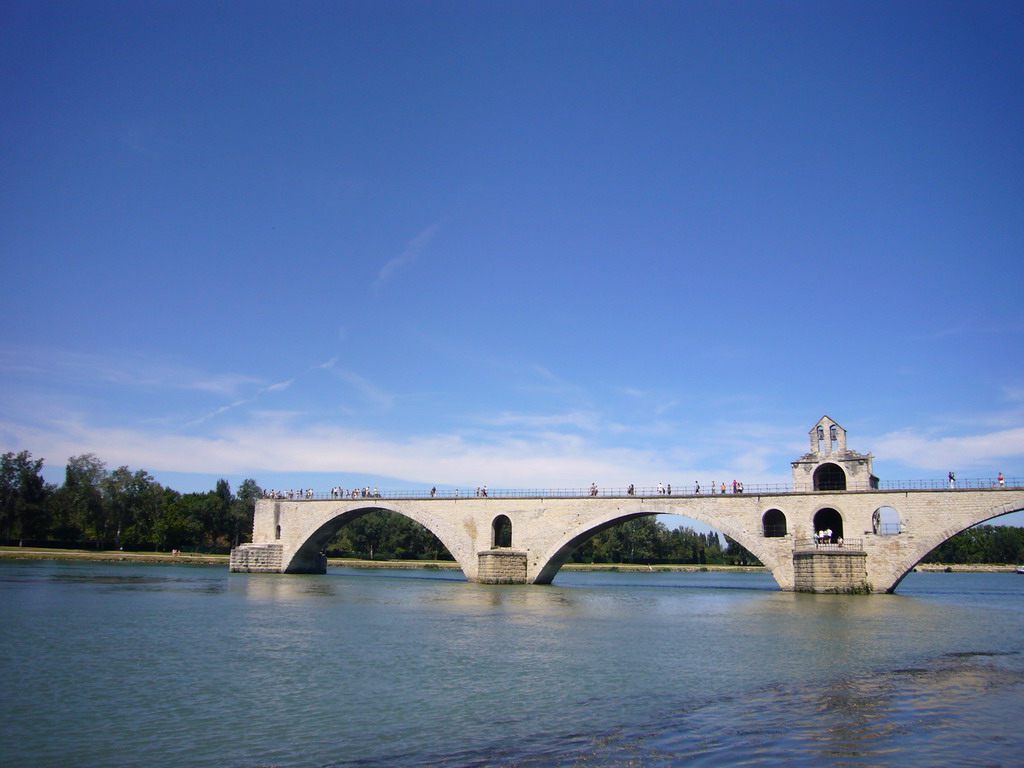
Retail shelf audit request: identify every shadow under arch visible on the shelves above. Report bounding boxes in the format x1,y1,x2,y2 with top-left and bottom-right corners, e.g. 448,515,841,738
884,498,1024,593
531,505,788,588
285,503,472,578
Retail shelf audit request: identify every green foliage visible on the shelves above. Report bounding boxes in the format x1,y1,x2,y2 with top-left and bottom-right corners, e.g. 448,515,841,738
0,451,49,544
571,516,739,565
63,454,108,547
102,466,163,550
922,525,1024,565
0,451,259,554
326,509,452,561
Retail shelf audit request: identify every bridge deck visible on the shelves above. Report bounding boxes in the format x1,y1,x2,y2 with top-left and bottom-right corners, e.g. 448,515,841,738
270,479,1020,502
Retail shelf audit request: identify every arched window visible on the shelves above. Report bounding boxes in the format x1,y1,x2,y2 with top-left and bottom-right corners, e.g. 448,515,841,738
492,515,512,548
813,508,844,541
872,506,902,535
813,463,846,491
762,509,787,537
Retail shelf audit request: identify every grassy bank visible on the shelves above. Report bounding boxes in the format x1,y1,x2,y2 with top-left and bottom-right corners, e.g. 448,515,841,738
0,546,227,565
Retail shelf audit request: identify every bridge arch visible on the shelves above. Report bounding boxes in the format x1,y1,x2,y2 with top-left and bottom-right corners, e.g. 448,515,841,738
283,502,476,578
881,497,1024,592
530,502,792,588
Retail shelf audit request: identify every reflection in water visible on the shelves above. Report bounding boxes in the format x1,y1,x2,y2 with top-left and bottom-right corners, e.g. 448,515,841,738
1,562,1022,768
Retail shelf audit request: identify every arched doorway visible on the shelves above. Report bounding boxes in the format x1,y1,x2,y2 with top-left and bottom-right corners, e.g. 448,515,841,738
492,515,512,548
813,463,846,491
813,508,843,541
762,509,787,537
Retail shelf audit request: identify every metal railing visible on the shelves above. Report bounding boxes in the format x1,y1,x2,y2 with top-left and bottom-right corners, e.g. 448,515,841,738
263,478,1021,502
795,537,864,551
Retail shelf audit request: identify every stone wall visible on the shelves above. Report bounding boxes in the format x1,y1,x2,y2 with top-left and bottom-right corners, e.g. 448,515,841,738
236,489,1024,591
477,549,527,584
793,550,869,593
229,543,284,573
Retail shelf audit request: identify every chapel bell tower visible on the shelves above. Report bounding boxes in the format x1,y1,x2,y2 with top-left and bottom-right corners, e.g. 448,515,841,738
791,415,878,492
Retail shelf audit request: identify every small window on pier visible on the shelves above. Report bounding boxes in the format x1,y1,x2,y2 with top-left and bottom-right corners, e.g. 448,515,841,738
492,515,512,548
762,509,787,537
275,524,281,540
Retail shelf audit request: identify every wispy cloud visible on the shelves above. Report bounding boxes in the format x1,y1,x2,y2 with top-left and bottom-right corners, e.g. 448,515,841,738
373,221,443,289
873,426,1024,472
0,344,265,397
335,371,395,411
476,410,602,432
186,378,294,426
0,414,688,489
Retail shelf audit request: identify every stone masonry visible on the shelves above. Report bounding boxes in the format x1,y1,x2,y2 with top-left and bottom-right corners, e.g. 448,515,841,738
229,543,284,573
230,418,1024,593
477,550,528,584
231,488,1024,592
793,550,869,593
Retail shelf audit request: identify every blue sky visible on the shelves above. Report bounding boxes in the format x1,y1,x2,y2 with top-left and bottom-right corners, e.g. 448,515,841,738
2,2,1023,517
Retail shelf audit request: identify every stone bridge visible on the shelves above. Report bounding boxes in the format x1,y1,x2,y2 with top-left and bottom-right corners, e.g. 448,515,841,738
230,417,1024,593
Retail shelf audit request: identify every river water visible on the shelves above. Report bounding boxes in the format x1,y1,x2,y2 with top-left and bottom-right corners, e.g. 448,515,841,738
1,560,1022,767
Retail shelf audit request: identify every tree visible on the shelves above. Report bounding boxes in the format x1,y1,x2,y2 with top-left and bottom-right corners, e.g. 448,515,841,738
226,478,260,548
64,454,108,548
152,489,202,551
723,535,760,566
0,451,49,544
102,467,164,550
327,509,452,561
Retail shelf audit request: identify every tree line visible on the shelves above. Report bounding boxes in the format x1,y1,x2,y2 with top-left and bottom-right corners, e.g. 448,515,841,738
4,449,1023,564
921,524,1024,565
0,450,257,553
329,511,757,565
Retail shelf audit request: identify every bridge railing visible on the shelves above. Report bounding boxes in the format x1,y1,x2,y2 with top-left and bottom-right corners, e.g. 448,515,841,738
794,537,864,551
263,478,1020,501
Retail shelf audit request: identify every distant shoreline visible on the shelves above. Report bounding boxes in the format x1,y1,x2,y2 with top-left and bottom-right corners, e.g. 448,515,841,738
0,547,1018,573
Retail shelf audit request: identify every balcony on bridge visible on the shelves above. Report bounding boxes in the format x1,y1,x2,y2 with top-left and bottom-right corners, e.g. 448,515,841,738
794,537,864,552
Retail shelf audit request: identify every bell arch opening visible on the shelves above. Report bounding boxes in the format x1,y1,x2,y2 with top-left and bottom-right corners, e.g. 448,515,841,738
762,509,787,537
492,515,512,548
871,506,902,535
813,463,846,491
813,508,844,541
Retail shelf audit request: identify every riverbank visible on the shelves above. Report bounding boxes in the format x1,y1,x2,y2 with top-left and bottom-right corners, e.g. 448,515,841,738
1,546,1019,572
0,546,228,564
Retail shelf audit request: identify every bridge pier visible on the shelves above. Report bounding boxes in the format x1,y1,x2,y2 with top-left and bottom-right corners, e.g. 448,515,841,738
228,543,284,573
477,550,528,584
793,547,870,593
